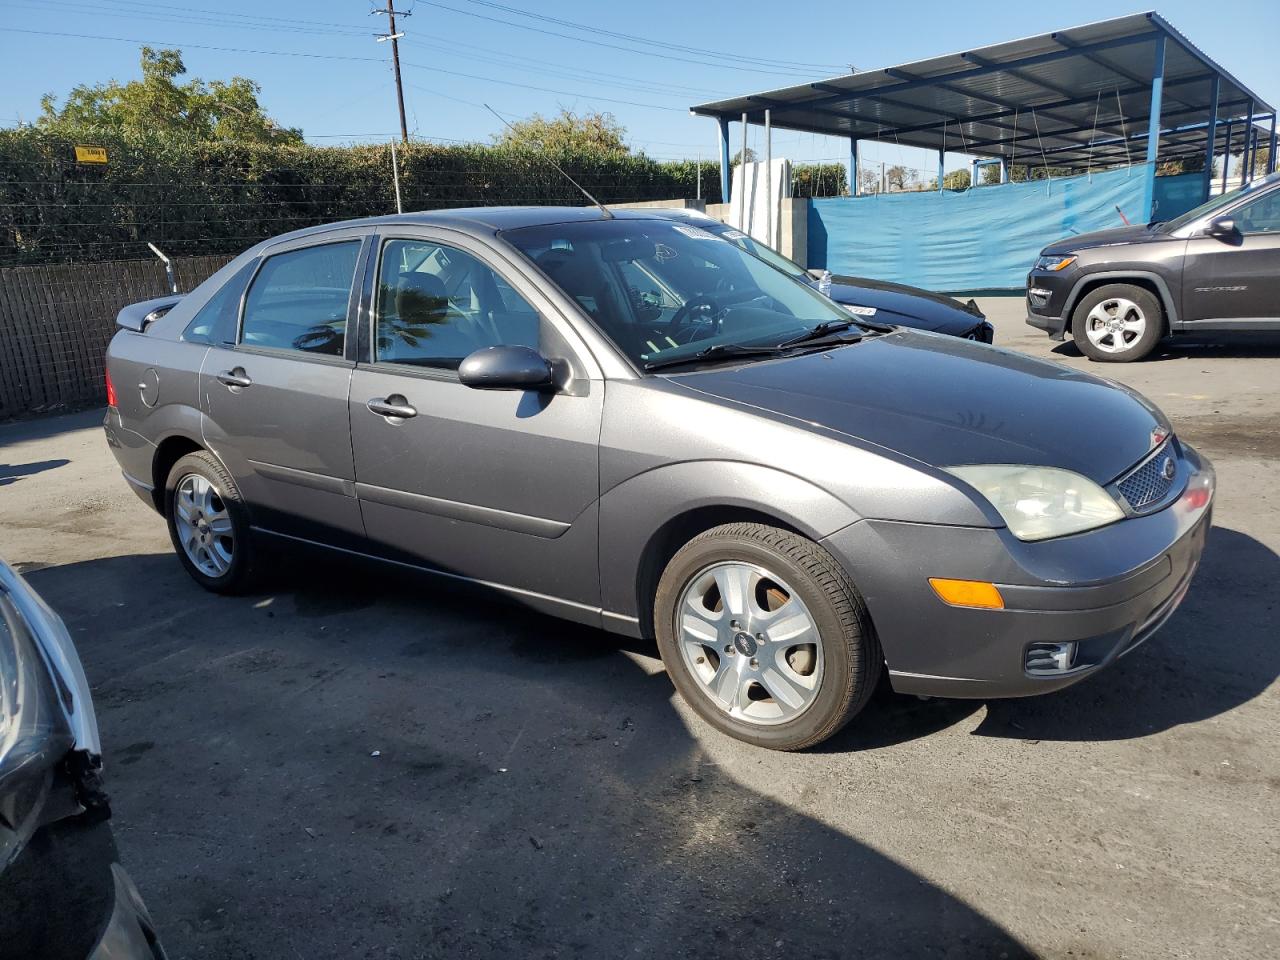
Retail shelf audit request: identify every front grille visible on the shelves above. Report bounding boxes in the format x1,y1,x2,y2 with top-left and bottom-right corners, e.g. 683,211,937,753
1116,441,1177,512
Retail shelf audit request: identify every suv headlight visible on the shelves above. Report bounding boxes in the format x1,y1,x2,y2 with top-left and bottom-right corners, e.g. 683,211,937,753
1033,255,1077,272
945,465,1123,541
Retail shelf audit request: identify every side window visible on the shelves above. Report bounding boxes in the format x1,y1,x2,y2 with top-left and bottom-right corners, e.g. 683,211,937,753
1234,191,1280,234
240,241,361,356
183,261,256,344
374,239,540,370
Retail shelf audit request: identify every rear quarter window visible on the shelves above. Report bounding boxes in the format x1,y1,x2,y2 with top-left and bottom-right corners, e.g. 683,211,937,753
183,261,258,345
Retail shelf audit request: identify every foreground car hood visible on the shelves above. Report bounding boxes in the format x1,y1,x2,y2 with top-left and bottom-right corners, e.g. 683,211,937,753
825,277,981,335
676,330,1167,483
1040,224,1173,256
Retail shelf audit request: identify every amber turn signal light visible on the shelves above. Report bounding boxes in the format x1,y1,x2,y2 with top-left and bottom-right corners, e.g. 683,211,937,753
928,578,1005,609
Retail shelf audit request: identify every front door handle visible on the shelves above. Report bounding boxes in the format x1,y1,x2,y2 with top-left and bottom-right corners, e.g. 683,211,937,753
216,368,253,389
367,395,417,420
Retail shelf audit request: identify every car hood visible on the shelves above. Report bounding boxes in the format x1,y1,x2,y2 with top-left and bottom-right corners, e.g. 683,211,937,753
1040,224,1172,256
673,330,1168,484
825,276,982,335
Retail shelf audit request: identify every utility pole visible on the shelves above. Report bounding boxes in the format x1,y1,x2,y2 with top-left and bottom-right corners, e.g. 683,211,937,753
372,0,410,143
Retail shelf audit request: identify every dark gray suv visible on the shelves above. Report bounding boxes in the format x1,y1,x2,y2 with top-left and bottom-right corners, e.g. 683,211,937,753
105,208,1214,750
1027,171,1280,361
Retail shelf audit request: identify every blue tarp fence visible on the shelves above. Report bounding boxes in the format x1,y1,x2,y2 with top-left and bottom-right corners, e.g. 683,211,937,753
807,165,1204,291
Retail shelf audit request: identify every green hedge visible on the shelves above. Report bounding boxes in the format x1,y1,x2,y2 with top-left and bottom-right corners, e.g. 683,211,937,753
0,128,847,265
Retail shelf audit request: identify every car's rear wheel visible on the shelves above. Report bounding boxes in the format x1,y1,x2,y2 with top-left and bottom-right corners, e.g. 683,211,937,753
654,522,881,751
1072,283,1163,362
164,451,257,594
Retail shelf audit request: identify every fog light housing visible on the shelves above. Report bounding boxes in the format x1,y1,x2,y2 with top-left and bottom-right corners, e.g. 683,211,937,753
1025,641,1078,676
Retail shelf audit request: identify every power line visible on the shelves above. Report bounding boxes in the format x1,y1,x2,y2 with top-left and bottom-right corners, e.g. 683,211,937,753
456,0,848,72
413,1,840,79
0,27,680,111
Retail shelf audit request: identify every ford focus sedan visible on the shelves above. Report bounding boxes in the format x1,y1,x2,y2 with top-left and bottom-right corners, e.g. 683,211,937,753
103,208,1213,750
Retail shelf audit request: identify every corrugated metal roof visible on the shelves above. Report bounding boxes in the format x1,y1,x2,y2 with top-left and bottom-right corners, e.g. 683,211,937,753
690,12,1273,170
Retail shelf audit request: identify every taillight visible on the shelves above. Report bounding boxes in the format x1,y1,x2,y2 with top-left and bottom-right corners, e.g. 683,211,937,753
105,368,117,407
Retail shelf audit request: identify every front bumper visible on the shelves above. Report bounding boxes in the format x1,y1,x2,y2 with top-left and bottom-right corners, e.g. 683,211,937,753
821,443,1215,699
1025,269,1073,339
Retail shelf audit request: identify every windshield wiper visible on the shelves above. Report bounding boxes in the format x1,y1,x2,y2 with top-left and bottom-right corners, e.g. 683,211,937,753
777,319,862,348
643,342,789,372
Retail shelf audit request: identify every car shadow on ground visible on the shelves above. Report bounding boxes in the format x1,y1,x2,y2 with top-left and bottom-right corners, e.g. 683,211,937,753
27,550,1034,960
1052,333,1280,361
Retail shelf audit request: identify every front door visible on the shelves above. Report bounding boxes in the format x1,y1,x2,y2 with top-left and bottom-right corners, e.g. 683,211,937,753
348,232,605,620
1182,187,1280,322
201,233,368,546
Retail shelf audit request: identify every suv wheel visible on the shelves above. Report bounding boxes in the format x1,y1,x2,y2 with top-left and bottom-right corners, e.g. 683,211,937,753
1071,283,1163,362
654,523,881,751
164,451,257,594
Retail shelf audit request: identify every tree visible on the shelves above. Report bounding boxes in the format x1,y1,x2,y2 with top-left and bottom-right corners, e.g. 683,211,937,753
732,146,758,167
37,47,301,143
885,165,909,191
494,109,628,154
943,169,971,190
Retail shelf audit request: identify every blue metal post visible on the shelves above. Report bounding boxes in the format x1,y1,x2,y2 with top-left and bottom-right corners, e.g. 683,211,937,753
1242,103,1254,185
849,138,859,196
1141,34,1166,221
1270,115,1277,175
1203,75,1219,202
1222,120,1232,193
937,148,945,193
717,117,731,204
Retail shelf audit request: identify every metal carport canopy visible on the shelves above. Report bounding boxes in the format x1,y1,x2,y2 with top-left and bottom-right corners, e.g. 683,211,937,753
690,11,1273,170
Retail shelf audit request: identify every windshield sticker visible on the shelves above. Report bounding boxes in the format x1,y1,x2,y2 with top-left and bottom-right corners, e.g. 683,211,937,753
721,229,749,241
845,305,877,316
671,224,720,241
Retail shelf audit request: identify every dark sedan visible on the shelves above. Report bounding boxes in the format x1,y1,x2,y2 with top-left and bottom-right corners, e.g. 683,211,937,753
104,207,1211,750
655,209,994,341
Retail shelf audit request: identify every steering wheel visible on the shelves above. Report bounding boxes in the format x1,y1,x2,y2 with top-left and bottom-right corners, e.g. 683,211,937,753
669,295,722,333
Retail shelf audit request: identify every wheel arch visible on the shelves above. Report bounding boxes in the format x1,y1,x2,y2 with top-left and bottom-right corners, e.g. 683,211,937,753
1064,272,1178,334
151,433,206,511
597,460,862,638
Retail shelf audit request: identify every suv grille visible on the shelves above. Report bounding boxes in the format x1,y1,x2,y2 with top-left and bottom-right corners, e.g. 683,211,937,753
1116,441,1176,512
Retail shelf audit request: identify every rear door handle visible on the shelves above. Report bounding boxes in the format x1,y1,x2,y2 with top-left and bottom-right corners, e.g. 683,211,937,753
216,369,253,388
367,395,417,420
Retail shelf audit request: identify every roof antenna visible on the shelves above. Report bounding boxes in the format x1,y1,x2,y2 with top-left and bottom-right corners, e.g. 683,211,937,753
484,103,614,219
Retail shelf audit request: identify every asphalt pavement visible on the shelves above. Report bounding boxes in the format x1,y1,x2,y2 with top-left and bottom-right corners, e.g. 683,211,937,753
1,299,1276,959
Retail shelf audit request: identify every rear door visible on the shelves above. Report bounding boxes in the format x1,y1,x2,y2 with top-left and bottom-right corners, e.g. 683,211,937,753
347,229,605,620
200,231,369,546
1182,187,1280,322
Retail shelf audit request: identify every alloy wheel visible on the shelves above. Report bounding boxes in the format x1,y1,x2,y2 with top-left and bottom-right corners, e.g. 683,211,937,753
1084,297,1146,353
676,562,823,725
174,473,234,577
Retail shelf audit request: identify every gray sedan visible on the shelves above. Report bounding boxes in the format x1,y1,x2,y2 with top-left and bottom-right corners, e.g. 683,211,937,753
104,208,1214,750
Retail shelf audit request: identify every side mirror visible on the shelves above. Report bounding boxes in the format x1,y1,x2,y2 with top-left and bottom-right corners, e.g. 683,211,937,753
458,345,556,391
1206,216,1238,240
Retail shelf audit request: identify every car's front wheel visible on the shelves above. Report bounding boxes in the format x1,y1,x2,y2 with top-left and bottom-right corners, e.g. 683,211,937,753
1072,283,1164,362
164,451,257,594
654,523,881,750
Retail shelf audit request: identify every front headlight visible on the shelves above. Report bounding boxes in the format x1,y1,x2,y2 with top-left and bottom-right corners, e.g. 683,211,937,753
1033,254,1077,272
945,465,1124,541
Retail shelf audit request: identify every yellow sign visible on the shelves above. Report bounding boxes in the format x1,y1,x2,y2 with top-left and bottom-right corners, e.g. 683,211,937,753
74,145,108,164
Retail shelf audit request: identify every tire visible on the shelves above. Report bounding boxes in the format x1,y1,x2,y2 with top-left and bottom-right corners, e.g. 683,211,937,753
654,522,881,751
1071,283,1164,362
164,451,258,594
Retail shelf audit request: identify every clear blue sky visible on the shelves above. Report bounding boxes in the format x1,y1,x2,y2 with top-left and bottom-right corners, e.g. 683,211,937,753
2,1,1276,178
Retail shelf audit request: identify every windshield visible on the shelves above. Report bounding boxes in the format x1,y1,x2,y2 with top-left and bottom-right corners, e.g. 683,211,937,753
1161,173,1280,232
504,219,853,369
703,223,811,281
